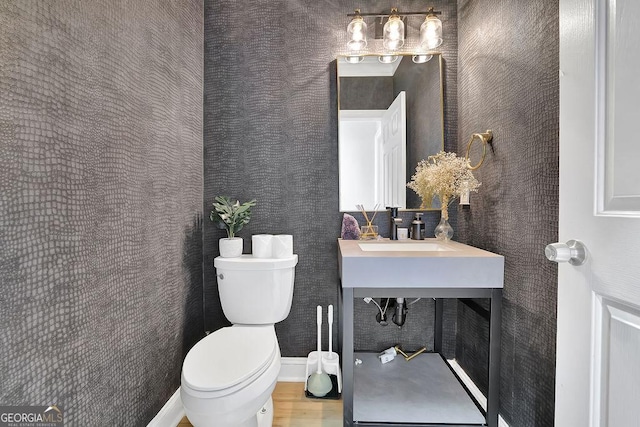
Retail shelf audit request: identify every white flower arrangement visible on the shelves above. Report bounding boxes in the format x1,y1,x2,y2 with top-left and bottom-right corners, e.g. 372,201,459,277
407,151,481,220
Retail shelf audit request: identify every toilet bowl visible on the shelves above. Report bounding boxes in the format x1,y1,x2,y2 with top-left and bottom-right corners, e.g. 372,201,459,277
181,254,297,427
181,326,280,427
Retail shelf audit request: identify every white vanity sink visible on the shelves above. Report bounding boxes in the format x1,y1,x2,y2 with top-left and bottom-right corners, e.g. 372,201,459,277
339,238,504,289
358,241,454,252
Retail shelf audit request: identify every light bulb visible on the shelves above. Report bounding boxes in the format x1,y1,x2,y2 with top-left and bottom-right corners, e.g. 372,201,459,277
378,54,398,64
412,54,433,64
383,13,404,51
420,14,443,50
347,15,368,51
344,55,364,64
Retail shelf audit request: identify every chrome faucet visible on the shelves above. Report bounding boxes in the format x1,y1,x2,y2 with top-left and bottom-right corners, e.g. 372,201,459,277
387,207,402,240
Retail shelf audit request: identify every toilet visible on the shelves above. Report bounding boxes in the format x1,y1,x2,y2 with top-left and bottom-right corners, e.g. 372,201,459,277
181,254,298,427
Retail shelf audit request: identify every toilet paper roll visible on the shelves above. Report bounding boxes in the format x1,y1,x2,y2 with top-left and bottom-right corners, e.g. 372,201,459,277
252,234,273,258
272,234,293,259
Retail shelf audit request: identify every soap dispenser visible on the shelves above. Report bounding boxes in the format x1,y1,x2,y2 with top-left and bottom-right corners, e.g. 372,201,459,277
411,213,425,240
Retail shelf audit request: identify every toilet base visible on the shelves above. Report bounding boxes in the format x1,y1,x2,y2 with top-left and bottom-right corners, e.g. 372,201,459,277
184,395,274,427
205,396,274,427
256,396,273,427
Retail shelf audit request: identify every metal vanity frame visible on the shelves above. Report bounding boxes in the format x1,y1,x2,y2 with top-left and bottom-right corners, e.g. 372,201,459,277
339,283,502,427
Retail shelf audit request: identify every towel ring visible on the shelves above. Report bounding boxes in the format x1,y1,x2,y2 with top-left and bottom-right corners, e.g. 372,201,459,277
466,130,493,170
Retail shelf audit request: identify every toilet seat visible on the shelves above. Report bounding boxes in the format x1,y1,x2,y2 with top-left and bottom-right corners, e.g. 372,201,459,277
182,326,277,396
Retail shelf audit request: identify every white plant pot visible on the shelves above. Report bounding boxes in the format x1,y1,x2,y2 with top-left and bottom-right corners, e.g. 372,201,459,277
219,237,243,258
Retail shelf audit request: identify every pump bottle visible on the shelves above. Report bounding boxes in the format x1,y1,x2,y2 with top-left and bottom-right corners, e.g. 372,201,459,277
411,213,424,240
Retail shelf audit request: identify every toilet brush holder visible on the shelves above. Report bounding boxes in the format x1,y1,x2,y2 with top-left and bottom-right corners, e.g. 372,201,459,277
304,351,340,399
305,305,341,399
304,351,341,397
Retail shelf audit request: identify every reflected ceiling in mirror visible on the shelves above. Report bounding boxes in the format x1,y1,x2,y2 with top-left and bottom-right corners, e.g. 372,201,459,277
337,54,444,212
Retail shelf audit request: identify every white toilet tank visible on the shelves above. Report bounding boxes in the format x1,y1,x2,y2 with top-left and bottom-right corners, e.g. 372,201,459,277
214,255,298,325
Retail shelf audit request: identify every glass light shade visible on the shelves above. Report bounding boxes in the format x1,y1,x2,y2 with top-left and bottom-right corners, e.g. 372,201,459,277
344,55,364,64
420,14,443,49
412,54,433,64
383,14,404,51
378,54,398,64
347,16,368,51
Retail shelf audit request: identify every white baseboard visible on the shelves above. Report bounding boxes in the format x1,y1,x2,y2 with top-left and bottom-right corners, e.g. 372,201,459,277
278,357,307,382
147,387,185,427
448,359,510,427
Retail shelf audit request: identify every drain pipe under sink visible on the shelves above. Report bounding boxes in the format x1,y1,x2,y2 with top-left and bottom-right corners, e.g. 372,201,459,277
392,298,406,327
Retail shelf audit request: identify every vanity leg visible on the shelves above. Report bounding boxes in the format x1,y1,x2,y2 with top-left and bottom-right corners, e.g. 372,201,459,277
434,298,443,353
487,288,502,427
337,285,343,355
342,287,354,427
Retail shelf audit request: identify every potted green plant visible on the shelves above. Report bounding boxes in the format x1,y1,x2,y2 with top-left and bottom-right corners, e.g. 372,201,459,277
210,196,257,257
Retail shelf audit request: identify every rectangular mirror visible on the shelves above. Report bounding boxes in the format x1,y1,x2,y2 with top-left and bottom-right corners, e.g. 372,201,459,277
337,54,444,211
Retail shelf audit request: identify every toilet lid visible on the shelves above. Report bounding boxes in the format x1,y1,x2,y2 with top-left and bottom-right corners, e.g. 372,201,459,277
182,327,277,392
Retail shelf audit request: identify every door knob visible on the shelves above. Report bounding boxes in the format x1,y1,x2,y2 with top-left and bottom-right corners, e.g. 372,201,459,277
545,240,587,265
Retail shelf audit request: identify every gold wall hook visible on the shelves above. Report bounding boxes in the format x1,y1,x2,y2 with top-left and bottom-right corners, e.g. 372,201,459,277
465,130,493,170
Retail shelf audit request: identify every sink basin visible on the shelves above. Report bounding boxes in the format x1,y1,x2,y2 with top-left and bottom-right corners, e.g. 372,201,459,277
358,242,454,252
338,238,504,289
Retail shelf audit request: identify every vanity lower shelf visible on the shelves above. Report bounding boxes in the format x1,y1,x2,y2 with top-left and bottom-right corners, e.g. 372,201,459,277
353,352,485,426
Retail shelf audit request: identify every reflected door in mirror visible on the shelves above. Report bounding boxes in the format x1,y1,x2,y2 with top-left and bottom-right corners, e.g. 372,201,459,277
338,92,406,211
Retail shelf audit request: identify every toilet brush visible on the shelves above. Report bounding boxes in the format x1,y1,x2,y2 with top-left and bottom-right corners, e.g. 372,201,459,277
307,305,332,397
327,305,334,359
321,304,342,394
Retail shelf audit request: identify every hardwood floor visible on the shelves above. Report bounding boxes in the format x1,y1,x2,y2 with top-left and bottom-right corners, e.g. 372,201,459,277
178,382,343,427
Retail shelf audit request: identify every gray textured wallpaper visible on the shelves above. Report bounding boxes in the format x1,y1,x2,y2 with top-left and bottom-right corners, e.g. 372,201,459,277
339,76,394,110
204,0,458,357
393,56,444,209
456,1,559,426
0,1,203,425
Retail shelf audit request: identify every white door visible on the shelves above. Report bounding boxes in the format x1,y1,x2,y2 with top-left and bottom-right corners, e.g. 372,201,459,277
556,0,640,425
381,91,406,208
337,112,383,211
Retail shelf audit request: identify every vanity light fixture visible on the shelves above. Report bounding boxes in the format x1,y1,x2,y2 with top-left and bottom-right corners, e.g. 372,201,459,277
420,8,443,50
411,54,433,64
379,54,399,64
383,8,404,51
345,55,365,64
347,9,368,51
345,7,443,64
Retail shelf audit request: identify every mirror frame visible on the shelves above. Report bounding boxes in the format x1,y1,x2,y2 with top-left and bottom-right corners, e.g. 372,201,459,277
336,53,445,212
